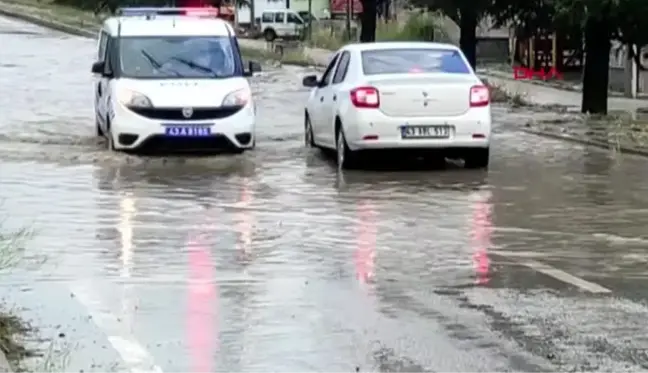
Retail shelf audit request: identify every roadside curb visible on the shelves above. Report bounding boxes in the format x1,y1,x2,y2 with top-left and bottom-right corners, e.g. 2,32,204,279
521,127,648,157
479,70,583,94
480,69,648,101
0,4,96,38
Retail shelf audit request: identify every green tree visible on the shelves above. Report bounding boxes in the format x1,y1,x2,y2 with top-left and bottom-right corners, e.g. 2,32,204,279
410,0,492,69
360,0,377,42
491,0,618,114
555,0,614,114
612,0,648,71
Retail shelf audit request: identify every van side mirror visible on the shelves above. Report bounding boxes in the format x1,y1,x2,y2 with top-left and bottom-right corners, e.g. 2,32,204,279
91,61,105,74
244,61,262,76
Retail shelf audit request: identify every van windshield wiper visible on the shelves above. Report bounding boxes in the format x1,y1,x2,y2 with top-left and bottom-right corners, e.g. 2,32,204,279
141,50,181,76
169,56,225,78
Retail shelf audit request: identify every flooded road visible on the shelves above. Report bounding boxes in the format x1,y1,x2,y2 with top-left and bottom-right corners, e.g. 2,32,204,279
4,15,648,372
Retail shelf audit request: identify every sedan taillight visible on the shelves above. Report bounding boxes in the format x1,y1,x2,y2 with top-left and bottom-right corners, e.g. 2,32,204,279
470,85,489,107
350,86,380,108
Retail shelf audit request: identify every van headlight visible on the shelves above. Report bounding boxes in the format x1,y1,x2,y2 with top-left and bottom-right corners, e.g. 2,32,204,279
118,89,153,108
222,88,250,106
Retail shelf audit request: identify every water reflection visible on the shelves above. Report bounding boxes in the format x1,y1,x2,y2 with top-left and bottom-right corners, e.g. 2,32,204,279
235,177,254,263
185,177,255,372
118,192,137,331
355,199,377,292
95,158,256,192
583,145,614,206
186,216,216,373
471,191,493,285
335,169,489,193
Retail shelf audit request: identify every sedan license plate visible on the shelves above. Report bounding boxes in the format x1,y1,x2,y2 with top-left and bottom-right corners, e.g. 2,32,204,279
401,125,450,139
164,126,211,137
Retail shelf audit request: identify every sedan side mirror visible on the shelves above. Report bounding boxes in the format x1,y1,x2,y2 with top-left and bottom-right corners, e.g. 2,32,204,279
91,61,105,75
244,61,262,76
302,74,318,87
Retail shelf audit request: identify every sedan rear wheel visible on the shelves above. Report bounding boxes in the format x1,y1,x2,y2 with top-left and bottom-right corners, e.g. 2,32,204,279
336,129,358,170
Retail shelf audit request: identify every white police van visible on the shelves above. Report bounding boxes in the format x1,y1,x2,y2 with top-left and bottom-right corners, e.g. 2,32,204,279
92,7,261,153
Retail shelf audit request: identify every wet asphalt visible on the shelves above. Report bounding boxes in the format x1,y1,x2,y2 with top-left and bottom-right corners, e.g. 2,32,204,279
3,15,648,373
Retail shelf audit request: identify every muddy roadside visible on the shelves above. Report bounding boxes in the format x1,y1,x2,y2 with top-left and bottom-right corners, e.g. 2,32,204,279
0,228,38,372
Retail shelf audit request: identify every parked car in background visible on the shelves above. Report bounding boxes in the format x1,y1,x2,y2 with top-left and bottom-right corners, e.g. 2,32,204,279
297,10,318,23
259,9,306,41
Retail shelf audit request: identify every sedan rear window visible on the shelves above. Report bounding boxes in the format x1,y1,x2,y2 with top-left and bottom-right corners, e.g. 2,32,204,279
361,48,470,75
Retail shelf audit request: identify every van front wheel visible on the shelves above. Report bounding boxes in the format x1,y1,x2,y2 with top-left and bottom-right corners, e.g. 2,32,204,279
264,28,277,42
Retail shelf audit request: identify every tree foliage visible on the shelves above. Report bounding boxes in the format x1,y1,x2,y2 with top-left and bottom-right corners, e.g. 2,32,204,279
408,0,492,68
489,0,648,114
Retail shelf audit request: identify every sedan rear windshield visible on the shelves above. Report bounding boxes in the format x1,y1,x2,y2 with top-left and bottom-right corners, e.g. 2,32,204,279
361,48,470,75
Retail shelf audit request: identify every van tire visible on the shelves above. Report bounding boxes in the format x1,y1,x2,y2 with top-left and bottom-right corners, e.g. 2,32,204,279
105,118,115,151
264,28,277,42
96,118,103,136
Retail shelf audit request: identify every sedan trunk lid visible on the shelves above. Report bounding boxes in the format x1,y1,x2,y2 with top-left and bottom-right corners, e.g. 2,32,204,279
369,74,480,118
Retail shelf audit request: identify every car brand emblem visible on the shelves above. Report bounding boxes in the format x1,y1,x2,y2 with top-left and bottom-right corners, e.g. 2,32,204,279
182,107,193,118
422,91,434,107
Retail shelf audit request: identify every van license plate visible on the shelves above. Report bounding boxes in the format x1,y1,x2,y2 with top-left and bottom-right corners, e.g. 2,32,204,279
401,125,450,139
164,126,211,137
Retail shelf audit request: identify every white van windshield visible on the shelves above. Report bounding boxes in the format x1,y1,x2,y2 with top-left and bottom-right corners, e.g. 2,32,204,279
119,36,238,79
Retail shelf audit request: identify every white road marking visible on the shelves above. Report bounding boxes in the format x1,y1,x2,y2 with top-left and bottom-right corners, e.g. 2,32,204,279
70,282,163,373
518,259,612,294
66,193,163,373
493,250,613,293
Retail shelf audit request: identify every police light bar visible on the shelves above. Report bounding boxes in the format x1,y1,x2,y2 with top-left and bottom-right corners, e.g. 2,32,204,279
116,7,219,17
184,7,220,17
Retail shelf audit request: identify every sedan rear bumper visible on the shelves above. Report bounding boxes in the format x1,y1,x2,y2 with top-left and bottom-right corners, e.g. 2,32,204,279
342,106,491,151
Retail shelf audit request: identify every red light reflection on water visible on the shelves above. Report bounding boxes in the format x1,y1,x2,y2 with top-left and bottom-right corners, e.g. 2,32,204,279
471,192,493,285
355,200,377,286
186,178,253,372
186,232,217,373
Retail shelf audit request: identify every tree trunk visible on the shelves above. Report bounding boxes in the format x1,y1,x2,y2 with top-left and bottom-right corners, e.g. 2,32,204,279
359,0,376,42
581,15,611,114
459,6,478,69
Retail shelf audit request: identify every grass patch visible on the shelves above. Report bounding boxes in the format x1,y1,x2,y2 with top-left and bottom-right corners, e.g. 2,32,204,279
583,112,648,150
305,11,450,51
482,79,528,107
0,312,33,370
0,226,37,371
1,0,312,64
530,110,648,151
239,45,316,67
1,0,102,30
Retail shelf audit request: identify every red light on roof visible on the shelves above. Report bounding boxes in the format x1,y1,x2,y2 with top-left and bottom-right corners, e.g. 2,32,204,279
183,7,219,16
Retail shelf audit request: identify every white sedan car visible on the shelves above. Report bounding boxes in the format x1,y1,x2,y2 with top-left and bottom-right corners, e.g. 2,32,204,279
302,42,491,169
